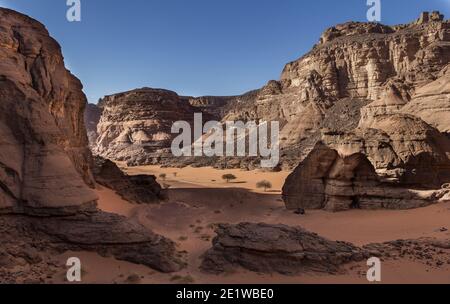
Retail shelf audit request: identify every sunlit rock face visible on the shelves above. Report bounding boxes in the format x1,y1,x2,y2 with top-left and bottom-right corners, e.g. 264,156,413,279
0,8,97,215
282,142,447,212
223,12,450,165
88,12,450,172
93,88,200,166
0,9,185,275
401,64,450,134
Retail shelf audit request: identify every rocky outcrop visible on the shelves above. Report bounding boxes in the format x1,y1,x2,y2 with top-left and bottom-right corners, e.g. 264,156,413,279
201,223,368,275
93,156,164,204
0,213,185,280
358,85,407,129
401,64,450,134
84,103,102,148
282,142,444,211
93,88,203,165
89,12,450,171
324,114,450,187
223,12,450,153
0,8,97,215
182,95,234,120
0,8,183,275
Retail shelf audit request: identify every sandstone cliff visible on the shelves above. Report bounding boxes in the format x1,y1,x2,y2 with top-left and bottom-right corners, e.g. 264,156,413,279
90,12,450,172
0,8,184,278
84,103,102,148
282,142,447,212
93,88,206,166
0,8,96,214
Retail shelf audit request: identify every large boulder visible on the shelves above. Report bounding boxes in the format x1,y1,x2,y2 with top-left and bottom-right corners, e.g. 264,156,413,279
324,114,450,187
282,142,441,211
201,223,368,275
93,156,164,204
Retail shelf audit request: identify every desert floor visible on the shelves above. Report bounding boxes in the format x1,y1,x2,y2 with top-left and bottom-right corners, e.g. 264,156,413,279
56,166,450,284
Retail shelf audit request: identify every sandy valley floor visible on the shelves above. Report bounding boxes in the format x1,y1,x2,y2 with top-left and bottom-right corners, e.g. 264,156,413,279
55,166,450,284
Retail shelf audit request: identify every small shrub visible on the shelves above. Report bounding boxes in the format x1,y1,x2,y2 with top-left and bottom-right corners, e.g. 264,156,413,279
256,180,272,192
222,174,237,183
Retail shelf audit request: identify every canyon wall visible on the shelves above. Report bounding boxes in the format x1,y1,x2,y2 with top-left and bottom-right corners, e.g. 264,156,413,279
0,8,97,215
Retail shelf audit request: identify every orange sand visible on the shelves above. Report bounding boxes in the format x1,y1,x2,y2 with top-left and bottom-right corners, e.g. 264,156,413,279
63,166,450,284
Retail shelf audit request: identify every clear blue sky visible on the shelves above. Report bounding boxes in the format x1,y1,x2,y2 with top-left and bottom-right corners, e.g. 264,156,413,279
1,0,449,102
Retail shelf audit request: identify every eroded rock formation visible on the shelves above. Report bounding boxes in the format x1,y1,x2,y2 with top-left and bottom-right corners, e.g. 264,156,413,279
93,88,206,166
201,223,368,275
84,103,102,148
0,8,97,214
89,12,450,171
282,142,446,211
0,8,183,277
202,222,450,277
93,156,164,204
401,64,450,134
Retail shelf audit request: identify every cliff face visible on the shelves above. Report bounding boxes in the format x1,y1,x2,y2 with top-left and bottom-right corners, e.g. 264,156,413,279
401,64,450,134
0,8,97,214
90,12,450,171
0,9,184,279
225,12,450,149
281,13,450,210
84,103,102,148
93,88,203,165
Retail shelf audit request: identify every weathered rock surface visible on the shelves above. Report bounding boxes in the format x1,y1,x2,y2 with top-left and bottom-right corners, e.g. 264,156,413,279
89,12,450,171
225,11,450,158
282,142,443,211
401,64,450,134
201,223,368,275
202,222,450,276
93,156,164,204
84,103,102,148
324,114,450,187
93,88,206,166
0,8,97,215
0,8,183,276
0,213,185,279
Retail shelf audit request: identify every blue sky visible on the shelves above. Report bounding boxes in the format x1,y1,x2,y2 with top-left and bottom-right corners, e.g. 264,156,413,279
1,0,449,102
